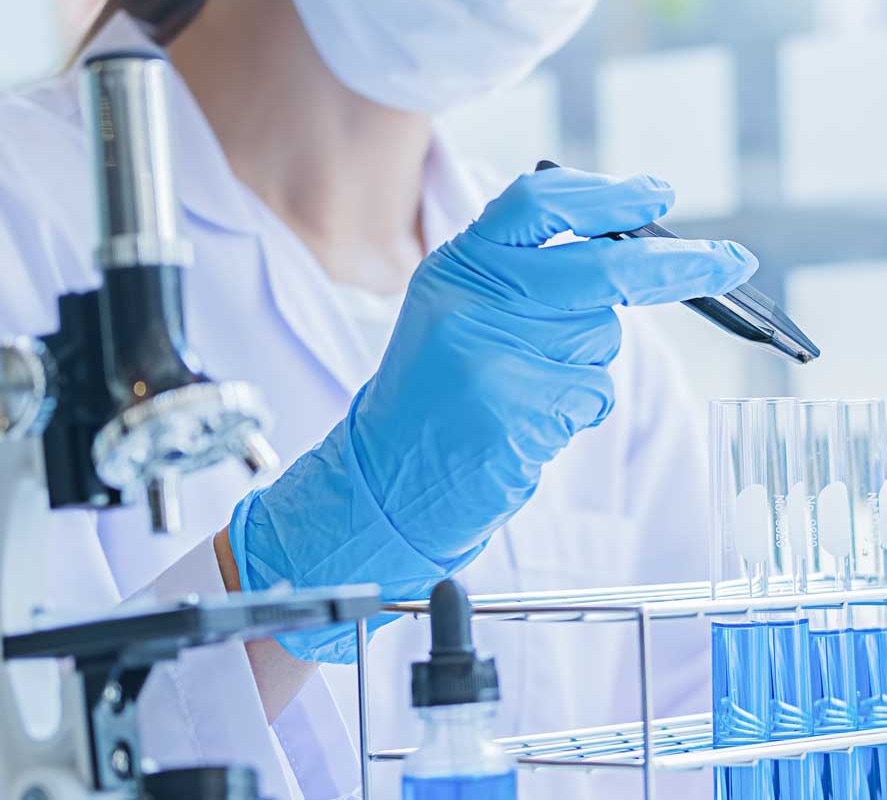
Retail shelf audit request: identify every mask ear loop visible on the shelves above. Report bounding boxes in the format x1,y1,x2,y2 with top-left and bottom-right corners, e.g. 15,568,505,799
120,0,207,44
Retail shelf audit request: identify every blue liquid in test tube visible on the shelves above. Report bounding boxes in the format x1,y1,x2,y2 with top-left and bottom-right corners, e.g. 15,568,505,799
768,757,815,800
768,620,813,740
811,629,858,733
713,622,769,746
855,628,887,729
812,752,861,800
714,762,770,800
857,747,887,799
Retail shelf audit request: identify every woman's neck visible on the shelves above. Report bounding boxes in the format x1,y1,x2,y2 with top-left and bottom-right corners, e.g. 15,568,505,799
168,0,432,292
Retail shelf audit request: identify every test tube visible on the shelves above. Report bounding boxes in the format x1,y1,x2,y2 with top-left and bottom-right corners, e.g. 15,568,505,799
856,746,887,799
855,606,887,730
766,757,816,800
798,400,852,591
840,399,887,586
712,621,769,746
810,617,858,734
715,762,770,800
711,398,802,597
811,752,861,800
768,617,813,740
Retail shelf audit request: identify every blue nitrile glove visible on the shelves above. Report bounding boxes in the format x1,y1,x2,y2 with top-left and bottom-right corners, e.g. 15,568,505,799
228,167,758,662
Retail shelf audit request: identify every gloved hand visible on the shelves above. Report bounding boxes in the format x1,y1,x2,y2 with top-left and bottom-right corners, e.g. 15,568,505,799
228,167,757,662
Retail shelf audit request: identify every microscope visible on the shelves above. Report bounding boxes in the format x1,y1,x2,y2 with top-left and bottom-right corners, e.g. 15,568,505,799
0,52,379,799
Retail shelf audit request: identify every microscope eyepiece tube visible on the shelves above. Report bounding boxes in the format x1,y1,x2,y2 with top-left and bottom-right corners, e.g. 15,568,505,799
83,51,192,269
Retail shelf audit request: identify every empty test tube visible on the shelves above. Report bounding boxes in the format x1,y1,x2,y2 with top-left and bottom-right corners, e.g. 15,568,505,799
840,399,887,586
798,400,852,590
711,398,803,597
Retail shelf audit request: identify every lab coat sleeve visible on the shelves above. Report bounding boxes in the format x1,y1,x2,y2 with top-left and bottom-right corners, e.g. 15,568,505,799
620,311,711,718
133,537,298,800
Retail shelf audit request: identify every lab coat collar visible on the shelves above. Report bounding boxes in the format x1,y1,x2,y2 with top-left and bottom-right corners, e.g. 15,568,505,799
79,12,256,236
251,134,488,396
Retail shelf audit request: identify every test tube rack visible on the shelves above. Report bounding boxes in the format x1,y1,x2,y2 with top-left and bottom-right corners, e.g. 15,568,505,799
353,581,887,800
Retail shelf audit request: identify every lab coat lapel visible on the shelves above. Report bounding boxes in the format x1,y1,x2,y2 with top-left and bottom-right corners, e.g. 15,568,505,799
245,134,491,397
244,200,380,396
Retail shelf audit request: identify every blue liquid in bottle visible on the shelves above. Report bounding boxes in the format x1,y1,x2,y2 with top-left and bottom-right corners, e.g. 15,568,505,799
405,581,515,800
402,772,517,800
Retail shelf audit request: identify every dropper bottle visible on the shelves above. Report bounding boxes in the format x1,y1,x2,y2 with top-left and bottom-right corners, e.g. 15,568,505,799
402,579,516,800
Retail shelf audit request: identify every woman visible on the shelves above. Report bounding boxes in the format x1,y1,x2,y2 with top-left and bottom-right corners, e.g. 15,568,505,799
0,1,755,797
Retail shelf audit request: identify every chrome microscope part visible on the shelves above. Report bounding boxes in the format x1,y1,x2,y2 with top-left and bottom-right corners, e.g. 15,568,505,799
83,52,279,532
0,338,55,439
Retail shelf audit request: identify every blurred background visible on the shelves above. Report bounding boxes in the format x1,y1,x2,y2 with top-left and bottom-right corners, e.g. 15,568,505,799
2,0,886,416
443,0,887,417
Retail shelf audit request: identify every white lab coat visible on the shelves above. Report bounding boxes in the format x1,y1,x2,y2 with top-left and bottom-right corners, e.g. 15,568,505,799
0,13,713,800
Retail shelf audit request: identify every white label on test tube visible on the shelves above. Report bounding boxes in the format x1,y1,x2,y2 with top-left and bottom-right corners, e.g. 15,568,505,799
787,481,808,553
734,484,771,563
818,481,852,558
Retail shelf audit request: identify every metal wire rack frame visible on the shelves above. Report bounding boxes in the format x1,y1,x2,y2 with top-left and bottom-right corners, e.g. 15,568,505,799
354,580,887,800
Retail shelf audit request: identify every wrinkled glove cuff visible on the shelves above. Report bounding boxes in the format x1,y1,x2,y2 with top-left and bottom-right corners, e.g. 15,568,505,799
227,390,486,663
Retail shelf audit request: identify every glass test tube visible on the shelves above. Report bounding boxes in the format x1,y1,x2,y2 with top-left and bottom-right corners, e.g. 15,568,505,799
840,399,887,586
810,617,858,734
799,400,852,591
767,757,816,800
711,398,802,597
855,606,887,730
715,762,770,800
811,752,862,800
856,746,887,799
768,618,813,740
712,621,769,746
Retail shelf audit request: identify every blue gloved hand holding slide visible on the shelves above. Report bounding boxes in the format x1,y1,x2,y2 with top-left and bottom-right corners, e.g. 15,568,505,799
228,166,758,662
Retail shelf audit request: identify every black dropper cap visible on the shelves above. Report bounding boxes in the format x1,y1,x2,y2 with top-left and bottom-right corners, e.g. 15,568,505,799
411,579,500,708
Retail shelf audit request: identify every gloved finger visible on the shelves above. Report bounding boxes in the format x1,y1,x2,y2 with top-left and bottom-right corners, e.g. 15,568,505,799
470,168,675,246
546,361,616,432
442,230,758,310
589,236,759,306
487,356,616,448
490,302,622,366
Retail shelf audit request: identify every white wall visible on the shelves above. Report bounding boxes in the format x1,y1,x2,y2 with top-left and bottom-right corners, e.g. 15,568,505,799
596,46,740,221
0,0,65,89
786,261,887,399
438,70,564,181
781,31,887,205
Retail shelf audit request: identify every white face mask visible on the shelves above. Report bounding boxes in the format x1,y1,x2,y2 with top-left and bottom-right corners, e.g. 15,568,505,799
293,0,597,114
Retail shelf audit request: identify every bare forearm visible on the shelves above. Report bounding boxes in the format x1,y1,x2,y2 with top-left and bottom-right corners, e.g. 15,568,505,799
214,526,319,723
